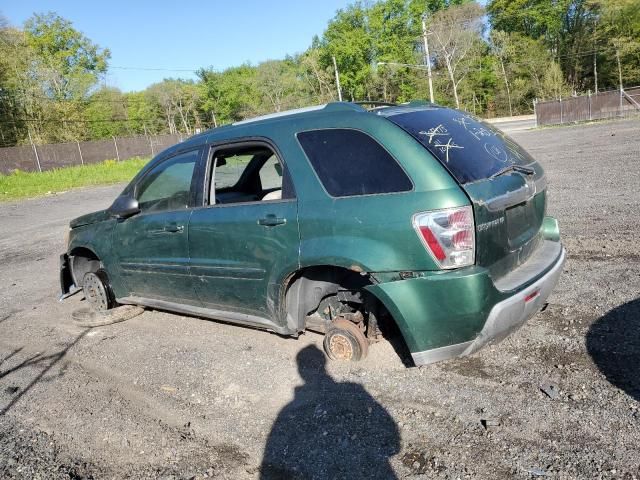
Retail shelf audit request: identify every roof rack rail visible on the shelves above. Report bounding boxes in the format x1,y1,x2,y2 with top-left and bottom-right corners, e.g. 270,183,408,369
353,101,398,107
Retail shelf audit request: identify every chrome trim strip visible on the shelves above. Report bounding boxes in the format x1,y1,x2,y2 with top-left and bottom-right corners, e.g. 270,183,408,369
481,174,547,212
232,105,326,126
483,184,534,211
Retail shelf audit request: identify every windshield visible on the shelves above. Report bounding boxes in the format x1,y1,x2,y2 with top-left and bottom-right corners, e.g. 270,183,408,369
381,107,536,184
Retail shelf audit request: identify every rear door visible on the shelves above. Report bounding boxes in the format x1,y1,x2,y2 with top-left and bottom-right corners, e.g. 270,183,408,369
113,148,202,304
382,107,547,279
188,141,299,324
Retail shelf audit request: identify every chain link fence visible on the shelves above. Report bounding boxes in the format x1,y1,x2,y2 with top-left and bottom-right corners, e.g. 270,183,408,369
0,134,183,174
535,87,640,126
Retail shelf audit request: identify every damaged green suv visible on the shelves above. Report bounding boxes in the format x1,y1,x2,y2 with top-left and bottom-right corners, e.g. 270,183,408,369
60,102,565,366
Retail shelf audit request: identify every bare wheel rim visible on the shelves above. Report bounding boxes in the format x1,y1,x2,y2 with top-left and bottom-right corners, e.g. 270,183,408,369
83,272,109,311
328,332,355,360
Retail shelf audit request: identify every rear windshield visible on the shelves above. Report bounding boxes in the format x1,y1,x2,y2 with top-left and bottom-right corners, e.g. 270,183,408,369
383,108,536,184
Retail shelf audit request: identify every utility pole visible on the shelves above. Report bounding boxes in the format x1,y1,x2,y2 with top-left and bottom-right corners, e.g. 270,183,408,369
421,15,435,104
615,49,623,91
332,56,343,102
28,129,42,172
593,52,598,94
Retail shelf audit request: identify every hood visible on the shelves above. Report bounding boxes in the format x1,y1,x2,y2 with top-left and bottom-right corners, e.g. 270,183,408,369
70,209,111,229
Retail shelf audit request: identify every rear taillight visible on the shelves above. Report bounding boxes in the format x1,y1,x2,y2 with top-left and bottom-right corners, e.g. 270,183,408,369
413,206,475,269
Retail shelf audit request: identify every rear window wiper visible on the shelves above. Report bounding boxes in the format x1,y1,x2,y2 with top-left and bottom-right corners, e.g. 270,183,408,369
490,164,535,179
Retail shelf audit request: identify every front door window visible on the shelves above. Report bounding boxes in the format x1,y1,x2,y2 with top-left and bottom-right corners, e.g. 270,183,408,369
136,150,199,212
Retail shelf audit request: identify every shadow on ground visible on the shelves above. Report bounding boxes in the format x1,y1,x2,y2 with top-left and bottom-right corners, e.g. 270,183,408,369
0,329,88,415
260,345,400,479
586,298,640,401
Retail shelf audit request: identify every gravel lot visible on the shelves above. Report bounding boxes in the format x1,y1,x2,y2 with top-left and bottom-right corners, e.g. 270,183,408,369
0,119,639,479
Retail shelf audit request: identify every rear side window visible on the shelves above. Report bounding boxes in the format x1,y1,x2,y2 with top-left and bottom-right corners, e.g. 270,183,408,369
297,129,412,197
383,108,536,184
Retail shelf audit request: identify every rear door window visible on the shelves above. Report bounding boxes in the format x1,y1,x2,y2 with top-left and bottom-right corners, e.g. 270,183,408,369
297,129,412,197
382,108,536,184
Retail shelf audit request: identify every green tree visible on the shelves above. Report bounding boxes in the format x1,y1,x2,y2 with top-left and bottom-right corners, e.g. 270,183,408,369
427,2,485,108
146,79,203,135
0,16,31,145
197,65,259,125
83,87,128,139
24,12,109,100
125,91,164,135
488,31,558,114
486,0,598,90
590,0,640,89
320,3,373,101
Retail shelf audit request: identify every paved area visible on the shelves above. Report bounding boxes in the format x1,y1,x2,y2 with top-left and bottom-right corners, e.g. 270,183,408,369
486,115,537,133
0,119,639,479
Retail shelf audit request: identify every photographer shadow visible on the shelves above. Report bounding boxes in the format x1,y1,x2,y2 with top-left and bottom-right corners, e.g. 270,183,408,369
586,298,640,401
260,345,400,479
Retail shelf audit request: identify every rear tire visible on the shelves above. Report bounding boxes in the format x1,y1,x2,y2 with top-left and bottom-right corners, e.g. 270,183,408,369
323,318,369,362
82,270,115,312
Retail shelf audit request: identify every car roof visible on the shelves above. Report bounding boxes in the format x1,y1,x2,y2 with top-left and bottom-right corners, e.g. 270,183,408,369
159,101,445,159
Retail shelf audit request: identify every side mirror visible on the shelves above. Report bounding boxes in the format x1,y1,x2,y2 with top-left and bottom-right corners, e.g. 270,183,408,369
109,194,140,219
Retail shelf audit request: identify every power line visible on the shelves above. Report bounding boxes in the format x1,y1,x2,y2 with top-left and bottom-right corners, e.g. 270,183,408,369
110,65,200,72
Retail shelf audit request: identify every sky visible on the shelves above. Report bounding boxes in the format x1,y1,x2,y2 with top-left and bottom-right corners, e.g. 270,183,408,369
2,0,353,92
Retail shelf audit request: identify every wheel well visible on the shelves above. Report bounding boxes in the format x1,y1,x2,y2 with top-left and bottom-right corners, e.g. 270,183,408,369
283,266,381,332
69,247,101,287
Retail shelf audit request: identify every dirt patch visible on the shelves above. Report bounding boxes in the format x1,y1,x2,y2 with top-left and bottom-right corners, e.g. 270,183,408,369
438,355,492,380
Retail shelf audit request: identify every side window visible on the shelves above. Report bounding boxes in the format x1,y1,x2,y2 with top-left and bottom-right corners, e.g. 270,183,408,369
209,144,294,205
297,129,412,197
259,155,282,191
136,150,199,212
215,154,252,190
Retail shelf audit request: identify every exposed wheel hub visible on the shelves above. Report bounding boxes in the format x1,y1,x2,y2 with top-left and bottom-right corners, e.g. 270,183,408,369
83,271,110,311
328,332,355,360
323,316,369,362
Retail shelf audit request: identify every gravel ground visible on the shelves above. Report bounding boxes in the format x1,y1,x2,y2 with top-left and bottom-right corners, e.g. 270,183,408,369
0,119,639,479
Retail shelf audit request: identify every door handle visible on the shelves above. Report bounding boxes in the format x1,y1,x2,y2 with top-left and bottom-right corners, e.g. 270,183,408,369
164,223,185,233
148,223,184,235
258,214,286,227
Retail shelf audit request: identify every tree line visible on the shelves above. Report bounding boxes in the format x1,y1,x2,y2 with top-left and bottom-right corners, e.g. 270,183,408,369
0,0,638,146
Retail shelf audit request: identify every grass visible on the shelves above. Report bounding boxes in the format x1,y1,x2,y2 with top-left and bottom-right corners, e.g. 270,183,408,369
0,157,150,201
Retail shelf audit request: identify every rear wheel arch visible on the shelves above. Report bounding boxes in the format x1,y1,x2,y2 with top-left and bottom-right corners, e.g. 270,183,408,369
282,265,380,331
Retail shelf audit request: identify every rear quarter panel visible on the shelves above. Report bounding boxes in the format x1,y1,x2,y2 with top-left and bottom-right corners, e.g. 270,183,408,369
250,111,470,273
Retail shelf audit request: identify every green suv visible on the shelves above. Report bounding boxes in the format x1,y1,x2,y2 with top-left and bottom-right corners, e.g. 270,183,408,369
60,102,565,366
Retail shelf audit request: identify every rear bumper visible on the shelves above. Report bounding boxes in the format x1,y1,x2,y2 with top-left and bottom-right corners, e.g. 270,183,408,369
411,246,565,365
366,241,566,366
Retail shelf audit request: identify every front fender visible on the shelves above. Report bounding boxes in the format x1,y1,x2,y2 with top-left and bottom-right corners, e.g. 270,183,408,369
67,219,124,296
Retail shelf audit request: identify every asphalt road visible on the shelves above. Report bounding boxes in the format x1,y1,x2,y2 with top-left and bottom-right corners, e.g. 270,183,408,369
0,119,639,479
486,115,537,133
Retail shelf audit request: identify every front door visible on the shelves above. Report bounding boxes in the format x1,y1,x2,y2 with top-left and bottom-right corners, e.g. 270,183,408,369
113,149,202,305
188,142,300,323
